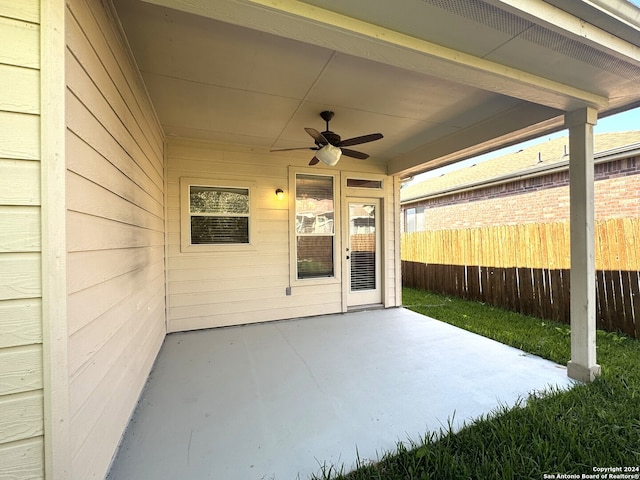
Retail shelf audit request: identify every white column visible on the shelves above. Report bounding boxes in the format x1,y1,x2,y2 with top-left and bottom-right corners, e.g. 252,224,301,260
565,107,601,383
42,0,71,478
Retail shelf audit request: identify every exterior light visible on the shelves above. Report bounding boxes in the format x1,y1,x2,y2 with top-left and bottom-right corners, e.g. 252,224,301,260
275,188,284,200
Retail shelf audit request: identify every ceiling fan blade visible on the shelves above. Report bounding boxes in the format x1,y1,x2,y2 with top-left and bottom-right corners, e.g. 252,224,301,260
270,147,317,152
305,127,329,145
338,133,383,147
341,148,369,160
309,157,320,166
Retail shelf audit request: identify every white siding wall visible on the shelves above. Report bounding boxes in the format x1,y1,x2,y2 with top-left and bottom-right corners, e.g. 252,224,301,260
166,139,400,332
65,1,165,478
0,1,45,478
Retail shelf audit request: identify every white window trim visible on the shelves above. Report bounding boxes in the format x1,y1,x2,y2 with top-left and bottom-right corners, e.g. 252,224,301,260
289,167,341,286
180,176,256,253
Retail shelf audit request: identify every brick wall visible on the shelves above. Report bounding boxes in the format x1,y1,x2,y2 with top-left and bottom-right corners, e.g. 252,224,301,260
405,156,640,230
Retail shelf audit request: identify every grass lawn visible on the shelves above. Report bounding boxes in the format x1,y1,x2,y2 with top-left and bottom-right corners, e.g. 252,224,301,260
312,288,640,480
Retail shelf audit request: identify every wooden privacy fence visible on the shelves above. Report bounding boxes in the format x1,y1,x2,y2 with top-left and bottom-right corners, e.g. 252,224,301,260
401,218,640,338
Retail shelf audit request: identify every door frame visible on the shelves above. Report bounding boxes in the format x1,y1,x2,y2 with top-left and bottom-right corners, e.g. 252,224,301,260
340,173,387,311
344,197,382,308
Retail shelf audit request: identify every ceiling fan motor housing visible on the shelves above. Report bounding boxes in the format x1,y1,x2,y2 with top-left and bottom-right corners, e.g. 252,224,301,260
321,131,341,146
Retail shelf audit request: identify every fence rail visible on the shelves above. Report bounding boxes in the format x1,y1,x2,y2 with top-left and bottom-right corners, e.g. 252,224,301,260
401,218,639,338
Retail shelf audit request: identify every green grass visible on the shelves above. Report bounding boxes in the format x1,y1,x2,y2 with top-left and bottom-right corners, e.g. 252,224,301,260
312,288,640,480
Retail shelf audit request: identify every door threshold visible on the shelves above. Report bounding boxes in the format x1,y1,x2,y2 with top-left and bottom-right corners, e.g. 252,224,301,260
347,304,384,312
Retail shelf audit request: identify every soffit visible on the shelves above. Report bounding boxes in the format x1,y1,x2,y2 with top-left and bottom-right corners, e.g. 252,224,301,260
114,0,640,177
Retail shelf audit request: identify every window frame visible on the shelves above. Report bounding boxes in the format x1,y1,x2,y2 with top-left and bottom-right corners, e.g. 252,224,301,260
180,177,256,252
289,168,341,285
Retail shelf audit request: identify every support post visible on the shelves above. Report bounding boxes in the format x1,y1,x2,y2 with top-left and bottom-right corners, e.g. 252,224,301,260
565,107,601,383
42,0,70,477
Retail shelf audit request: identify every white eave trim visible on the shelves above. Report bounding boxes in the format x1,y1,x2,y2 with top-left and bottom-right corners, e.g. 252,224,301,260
545,0,640,48
491,0,640,63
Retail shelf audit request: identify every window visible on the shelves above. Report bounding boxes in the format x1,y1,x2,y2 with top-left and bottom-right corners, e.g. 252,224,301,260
295,174,335,279
346,178,383,189
404,206,424,233
180,178,253,251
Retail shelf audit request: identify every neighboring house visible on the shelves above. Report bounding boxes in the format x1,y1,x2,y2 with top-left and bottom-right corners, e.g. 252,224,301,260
2,1,640,479
401,131,640,231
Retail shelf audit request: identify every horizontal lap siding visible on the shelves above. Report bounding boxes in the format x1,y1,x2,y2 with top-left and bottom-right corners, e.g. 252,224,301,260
0,1,45,478
166,140,399,331
166,141,316,331
65,1,165,479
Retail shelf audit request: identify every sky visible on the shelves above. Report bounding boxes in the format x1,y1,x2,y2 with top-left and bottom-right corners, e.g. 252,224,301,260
409,106,640,183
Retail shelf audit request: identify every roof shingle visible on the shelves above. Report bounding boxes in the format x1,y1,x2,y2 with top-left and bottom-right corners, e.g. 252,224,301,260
401,131,640,202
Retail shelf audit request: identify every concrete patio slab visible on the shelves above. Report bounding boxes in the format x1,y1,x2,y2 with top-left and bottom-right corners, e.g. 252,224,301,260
106,308,575,480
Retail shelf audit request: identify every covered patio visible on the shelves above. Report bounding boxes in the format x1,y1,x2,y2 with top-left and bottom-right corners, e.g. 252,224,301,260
106,308,574,480
5,1,640,479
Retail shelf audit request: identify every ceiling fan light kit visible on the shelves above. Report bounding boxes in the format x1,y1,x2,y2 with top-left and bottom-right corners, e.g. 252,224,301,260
271,111,383,166
315,144,342,166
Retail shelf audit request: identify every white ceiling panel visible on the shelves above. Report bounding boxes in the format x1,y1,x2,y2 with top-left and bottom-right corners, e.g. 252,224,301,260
143,73,302,144
304,53,499,122
116,0,640,176
116,0,334,99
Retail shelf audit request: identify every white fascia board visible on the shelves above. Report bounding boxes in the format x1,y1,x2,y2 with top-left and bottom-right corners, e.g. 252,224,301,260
490,0,640,64
547,0,640,47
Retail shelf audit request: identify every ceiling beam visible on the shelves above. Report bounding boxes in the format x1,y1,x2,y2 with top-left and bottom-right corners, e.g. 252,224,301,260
142,0,608,111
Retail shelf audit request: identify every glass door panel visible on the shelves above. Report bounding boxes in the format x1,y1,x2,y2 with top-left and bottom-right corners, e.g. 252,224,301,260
347,199,381,306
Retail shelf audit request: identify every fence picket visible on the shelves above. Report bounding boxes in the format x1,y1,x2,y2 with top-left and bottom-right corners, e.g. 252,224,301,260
609,219,628,331
401,218,640,338
622,218,639,337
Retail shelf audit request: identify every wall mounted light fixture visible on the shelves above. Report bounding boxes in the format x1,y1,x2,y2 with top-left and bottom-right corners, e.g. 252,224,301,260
275,188,284,200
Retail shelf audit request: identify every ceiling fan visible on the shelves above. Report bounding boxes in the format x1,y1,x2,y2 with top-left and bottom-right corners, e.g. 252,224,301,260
271,111,383,166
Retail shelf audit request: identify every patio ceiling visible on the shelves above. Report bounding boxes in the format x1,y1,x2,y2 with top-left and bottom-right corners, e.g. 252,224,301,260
113,0,640,177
